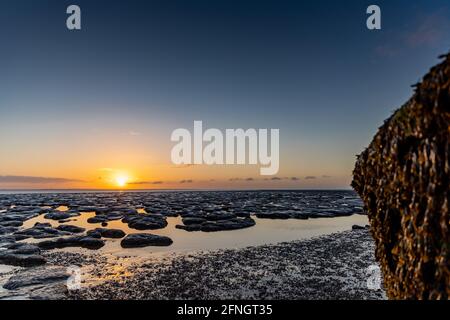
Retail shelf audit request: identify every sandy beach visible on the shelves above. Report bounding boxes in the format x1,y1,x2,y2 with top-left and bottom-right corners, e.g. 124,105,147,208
1,229,385,300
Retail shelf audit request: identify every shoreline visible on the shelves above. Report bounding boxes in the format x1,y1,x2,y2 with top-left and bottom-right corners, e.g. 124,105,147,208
66,229,385,300
1,229,386,300
0,191,379,300
0,188,354,195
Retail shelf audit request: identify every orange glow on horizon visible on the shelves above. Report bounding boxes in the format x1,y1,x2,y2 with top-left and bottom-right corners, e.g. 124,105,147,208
114,174,129,188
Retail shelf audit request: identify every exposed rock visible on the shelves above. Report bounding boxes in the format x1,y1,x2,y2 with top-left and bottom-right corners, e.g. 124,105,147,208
201,218,256,232
56,225,86,234
256,211,311,219
37,236,105,250
0,235,16,245
256,212,291,219
204,212,236,221
0,220,23,227
0,190,363,225
105,212,123,220
175,224,202,232
123,215,167,230
159,211,178,217
34,222,52,228
0,252,46,267
0,226,18,235
78,237,106,250
182,217,207,225
44,211,80,221
235,212,251,218
87,215,108,224
13,223,70,240
87,228,126,239
120,233,173,248
3,266,69,298
3,243,41,255
0,243,45,267
176,217,256,232
352,54,450,300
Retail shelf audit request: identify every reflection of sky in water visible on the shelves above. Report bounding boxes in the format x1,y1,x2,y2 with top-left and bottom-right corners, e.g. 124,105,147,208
22,210,368,257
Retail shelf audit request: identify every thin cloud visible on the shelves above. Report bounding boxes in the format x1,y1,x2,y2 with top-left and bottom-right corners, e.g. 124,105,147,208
290,177,300,181
245,177,254,181
404,11,450,48
172,164,195,169
180,179,193,184
128,131,142,136
305,176,317,180
322,175,332,178
128,181,164,185
375,8,450,58
270,177,282,181
0,175,83,184
375,44,399,58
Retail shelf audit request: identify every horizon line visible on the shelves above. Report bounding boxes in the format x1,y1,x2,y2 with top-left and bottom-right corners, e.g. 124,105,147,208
0,187,353,192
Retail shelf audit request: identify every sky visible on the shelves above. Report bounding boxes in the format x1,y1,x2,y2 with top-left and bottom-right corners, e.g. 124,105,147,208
0,0,449,190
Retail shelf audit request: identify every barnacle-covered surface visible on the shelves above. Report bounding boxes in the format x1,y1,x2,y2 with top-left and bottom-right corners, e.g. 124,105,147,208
352,54,450,299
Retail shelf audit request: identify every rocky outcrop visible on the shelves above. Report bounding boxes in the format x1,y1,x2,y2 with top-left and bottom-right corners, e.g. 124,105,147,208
352,54,450,299
120,233,173,248
37,236,105,250
87,228,126,239
176,217,256,232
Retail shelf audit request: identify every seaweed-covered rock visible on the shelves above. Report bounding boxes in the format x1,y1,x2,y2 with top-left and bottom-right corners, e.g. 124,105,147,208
56,225,86,233
176,217,256,232
37,236,105,250
352,54,450,299
87,228,126,239
120,233,173,248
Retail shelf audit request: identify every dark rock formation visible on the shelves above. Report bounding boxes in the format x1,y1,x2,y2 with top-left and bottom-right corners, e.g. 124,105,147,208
87,228,126,239
122,214,168,230
87,215,109,224
0,243,46,267
352,54,450,299
0,252,46,267
56,225,86,233
176,217,256,232
13,223,71,240
120,233,173,248
3,266,69,293
44,211,80,221
37,236,105,250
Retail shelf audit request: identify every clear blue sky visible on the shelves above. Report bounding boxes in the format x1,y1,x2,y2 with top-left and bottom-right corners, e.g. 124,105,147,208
0,0,449,189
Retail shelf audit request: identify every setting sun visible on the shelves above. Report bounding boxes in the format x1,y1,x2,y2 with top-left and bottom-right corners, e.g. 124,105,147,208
115,175,129,188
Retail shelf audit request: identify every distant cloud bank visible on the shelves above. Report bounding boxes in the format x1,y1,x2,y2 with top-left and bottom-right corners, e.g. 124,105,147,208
0,175,82,184
128,181,164,185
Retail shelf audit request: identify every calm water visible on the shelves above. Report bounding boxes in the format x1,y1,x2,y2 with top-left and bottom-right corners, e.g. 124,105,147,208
3,190,367,257
22,212,368,256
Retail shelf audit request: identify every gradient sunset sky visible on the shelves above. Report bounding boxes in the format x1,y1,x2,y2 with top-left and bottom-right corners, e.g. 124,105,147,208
0,0,449,189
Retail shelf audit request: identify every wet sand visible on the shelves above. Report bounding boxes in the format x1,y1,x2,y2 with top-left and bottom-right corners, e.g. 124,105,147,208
0,227,385,300
68,229,386,300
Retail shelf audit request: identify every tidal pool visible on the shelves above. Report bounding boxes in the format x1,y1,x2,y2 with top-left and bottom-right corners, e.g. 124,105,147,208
22,210,368,257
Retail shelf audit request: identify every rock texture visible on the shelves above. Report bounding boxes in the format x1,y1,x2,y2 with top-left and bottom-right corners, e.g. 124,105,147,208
352,54,450,299
120,233,173,248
